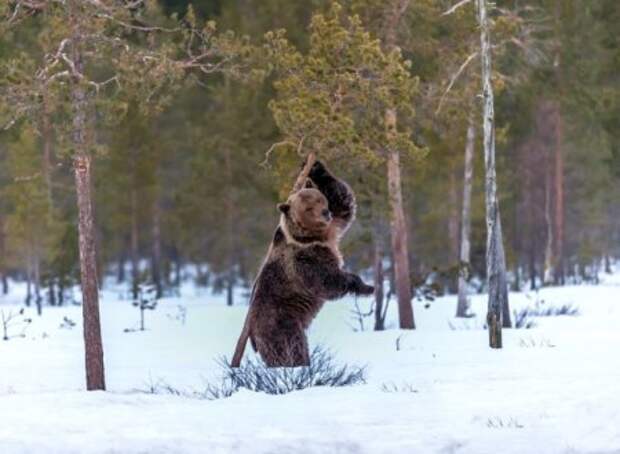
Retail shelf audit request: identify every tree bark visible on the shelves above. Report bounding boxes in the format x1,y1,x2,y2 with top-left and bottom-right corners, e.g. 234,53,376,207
543,150,554,284
151,198,162,298
41,94,54,207
130,183,139,300
0,217,7,295
373,227,386,331
71,23,106,389
74,152,106,390
382,0,414,330
553,102,565,285
448,162,460,292
386,113,415,329
456,112,476,317
477,0,510,347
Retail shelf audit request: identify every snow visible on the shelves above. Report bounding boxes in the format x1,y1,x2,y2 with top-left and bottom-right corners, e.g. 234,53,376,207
1,271,619,453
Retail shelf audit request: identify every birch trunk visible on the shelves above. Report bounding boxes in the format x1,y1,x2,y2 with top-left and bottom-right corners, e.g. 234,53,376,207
477,0,510,347
456,112,476,317
71,22,106,389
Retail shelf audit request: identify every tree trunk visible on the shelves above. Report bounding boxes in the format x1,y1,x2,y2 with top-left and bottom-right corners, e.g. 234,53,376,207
373,228,386,331
151,198,162,298
117,248,126,284
25,263,32,307
71,27,105,389
448,162,460,293
386,122,415,329
553,0,565,286
382,0,414,330
130,185,139,300
553,102,565,285
543,152,554,284
456,112,476,317
477,0,510,347
0,217,7,295
41,94,54,207
74,152,106,390
33,249,42,316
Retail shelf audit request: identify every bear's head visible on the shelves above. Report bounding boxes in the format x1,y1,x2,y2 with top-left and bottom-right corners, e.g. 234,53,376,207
278,184,332,243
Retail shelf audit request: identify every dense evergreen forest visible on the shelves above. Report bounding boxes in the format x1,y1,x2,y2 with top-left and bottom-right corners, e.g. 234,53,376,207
1,0,618,311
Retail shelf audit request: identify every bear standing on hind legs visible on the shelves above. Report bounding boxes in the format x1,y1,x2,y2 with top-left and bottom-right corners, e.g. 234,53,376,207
231,160,374,367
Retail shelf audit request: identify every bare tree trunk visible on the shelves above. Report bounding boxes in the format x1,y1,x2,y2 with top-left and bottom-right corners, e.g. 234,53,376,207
33,245,42,316
386,110,415,329
477,0,510,347
74,152,106,390
604,255,612,274
117,247,126,284
130,184,139,300
553,102,565,285
151,198,162,298
25,261,32,306
543,152,554,284
383,0,414,330
553,0,565,286
224,145,235,307
41,94,54,207
0,217,7,295
448,162,460,292
373,227,386,331
71,26,105,389
456,112,476,317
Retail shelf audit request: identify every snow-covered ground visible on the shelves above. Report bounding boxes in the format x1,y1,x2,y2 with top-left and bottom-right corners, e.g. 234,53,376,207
1,271,619,454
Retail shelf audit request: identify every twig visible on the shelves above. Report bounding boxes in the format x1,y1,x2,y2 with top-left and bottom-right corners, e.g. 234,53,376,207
436,50,478,115
442,0,474,16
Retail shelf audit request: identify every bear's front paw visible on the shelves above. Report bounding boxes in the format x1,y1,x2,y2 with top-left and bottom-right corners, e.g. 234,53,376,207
309,160,328,179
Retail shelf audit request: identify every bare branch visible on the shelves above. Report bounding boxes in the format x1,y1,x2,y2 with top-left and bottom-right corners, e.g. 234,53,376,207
442,0,473,16
436,50,478,115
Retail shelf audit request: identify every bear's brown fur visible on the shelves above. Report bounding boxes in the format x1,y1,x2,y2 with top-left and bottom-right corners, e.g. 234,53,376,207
231,160,374,367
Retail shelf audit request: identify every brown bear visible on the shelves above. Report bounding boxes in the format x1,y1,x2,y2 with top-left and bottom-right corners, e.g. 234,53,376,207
231,160,374,367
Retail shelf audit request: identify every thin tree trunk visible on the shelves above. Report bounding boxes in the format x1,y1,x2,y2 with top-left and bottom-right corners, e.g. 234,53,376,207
553,102,565,285
383,0,414,330
373,227,385,331
130,184,139,300
224,145,235,307
25,261,32,307
33,246,42,316
0,217,7,295
448,162,460,293
477,0,510,347
553,0,565,286
543,152,554,284
386,132,415,329
151,198,162,298
604,255,612,274
71,26,105,390
117,247,126,284
41,94,54,207
456,112,476,317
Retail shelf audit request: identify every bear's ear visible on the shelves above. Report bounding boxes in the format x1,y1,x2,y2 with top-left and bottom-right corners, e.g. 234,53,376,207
277,203,290,214
304,179,317,190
